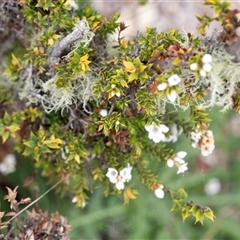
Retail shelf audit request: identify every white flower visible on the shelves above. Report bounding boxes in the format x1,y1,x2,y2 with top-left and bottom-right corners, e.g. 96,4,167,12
157,74,181,103
154,185,165,199
66,0,79,10
72,196,78,203
202,54,212,64
177,162,188,174
116,92,121,97
99,109,108,117
190,63,198,71
205,178,221,195
106,163,133,190
201,144,215,156
202,63,212,72
0,154,16,175
157,82,168,91
119,163,132,182
163,124,182,143
200,69,207,77
167,159,174,167
145,123,169,143
168,74,181,86
191,131,202,143
106,168,118,183
167,151,188,174
167,90,178,103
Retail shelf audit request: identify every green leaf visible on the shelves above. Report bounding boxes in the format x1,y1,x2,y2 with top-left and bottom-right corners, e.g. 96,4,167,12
123,60,136,73
2,131,10,143
204,209,215,222
74,153,81,164
181,207,191,221
195,210,204,225
24,140,37,148
43,140,62,149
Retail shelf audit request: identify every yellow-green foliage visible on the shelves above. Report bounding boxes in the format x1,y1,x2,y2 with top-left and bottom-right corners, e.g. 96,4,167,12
2,0,240,225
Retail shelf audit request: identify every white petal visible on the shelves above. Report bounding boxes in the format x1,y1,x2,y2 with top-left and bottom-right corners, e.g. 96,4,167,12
159,124,169,133
145,124,154,133
157,82,168,91
154,186,165,199
200,69,206,77
170,124,178,136
174,157,185,164
201,149,211,156
116,92,121,97
202,63,212,72
206,130,213,137
106,168,118,180
202,54,212,64
177,163,188,174
167,90,177,102
152,133,165,143
72,197,78,203
99,109,108,117
120,165,132,182
168,74,181,86
167,159,174,168
191,142,197,148
109,176,118,183
190,63,198,71
176,151,187,158
115,181,125,190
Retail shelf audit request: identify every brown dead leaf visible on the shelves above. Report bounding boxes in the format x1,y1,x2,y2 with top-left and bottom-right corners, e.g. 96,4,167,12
5,211,17,217
19,197,31,205
4,186,18,211
23,171,37,187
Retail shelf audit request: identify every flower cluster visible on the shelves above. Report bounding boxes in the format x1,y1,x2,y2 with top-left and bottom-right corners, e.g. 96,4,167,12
190,54,212,77
157,74,181,102
191,129,215,156
106,163,132,190
167,151,188,174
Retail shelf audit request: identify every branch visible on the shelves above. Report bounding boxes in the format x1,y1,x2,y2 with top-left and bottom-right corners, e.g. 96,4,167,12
49,19,93,60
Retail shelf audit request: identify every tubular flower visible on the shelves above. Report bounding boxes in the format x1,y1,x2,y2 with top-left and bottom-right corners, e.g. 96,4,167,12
167,151,188,174
106,163,132,190
145,123,169,143
157,74,181,103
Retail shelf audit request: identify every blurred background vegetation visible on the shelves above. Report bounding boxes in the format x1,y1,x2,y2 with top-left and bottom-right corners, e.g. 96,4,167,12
1,108,240,239
1,0,240,239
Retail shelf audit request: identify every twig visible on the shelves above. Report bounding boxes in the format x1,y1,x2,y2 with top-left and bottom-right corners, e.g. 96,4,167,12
49,20,92,59
7,178,64,223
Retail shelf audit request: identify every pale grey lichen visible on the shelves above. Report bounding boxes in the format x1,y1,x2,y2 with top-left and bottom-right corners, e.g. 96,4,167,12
39,72,97,114
49,19,94,60
200,46,240,111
